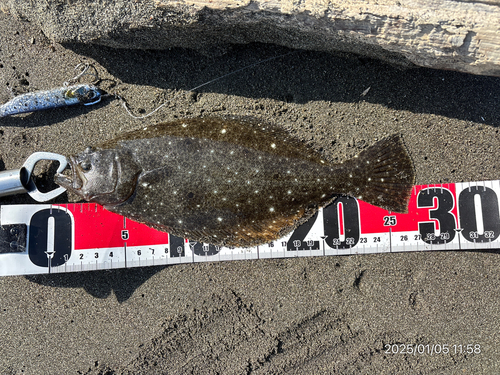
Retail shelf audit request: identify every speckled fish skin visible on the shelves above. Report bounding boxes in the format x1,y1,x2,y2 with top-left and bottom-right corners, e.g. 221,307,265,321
0,84,102,117
55,117,415,247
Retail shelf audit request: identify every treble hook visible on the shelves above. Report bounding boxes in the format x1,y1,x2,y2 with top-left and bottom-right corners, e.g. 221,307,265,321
64,63,100,86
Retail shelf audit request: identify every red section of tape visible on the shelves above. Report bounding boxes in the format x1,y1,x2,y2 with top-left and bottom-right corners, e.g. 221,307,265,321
358,183,458,234
57,204,170,250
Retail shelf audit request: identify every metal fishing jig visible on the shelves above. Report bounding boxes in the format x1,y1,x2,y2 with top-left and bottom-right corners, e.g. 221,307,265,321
0,64,104,118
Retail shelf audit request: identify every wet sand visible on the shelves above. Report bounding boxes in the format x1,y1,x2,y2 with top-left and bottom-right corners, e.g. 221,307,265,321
1,13,500,374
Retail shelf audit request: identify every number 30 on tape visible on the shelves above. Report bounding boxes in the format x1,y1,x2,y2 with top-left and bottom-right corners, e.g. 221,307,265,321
0,180,499,276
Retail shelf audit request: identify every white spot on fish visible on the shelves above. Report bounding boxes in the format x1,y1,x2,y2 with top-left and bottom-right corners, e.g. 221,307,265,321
221,129,227,134
269,207,275,212
271,143,276,148
217,217,223,222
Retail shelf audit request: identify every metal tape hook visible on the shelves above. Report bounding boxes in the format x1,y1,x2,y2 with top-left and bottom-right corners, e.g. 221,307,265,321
22,152,68,202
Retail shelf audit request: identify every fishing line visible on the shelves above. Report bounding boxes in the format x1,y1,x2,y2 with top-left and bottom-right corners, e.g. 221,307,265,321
120,51,297,120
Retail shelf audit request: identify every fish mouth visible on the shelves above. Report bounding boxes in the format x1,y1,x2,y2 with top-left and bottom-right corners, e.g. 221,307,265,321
54,156,84,191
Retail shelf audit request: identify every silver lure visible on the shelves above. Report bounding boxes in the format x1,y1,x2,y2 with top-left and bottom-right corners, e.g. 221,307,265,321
0,84,102,117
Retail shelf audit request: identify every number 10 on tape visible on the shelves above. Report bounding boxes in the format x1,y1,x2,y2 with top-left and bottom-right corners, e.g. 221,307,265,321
0,180,499,276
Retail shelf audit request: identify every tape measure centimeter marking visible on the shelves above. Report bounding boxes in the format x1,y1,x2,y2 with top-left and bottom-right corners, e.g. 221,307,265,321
0,180,499,277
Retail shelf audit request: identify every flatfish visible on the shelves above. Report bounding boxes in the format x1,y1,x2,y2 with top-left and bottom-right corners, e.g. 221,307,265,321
55,117,415,247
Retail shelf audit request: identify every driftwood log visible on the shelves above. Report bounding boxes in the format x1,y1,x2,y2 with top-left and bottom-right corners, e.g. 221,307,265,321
2,0,500,77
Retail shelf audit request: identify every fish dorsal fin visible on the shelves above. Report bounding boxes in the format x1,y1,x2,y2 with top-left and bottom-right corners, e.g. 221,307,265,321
101,117,327,164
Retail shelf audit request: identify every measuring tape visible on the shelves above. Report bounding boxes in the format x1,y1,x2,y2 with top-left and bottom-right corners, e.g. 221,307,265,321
0,179,499,277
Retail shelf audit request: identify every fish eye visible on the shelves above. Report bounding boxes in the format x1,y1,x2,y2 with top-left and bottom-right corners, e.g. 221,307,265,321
80,161,92,171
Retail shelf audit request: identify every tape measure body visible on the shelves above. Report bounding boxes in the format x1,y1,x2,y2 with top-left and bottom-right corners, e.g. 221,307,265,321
1,180,499,277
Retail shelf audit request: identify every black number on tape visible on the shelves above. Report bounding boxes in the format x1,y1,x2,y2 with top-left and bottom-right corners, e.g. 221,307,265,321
28,209,72,268
323,197,360,249
192,242,220,256
287,212,320,251
169,235,185,257
417,188,456,244
383,216,397,226
459,186,500,242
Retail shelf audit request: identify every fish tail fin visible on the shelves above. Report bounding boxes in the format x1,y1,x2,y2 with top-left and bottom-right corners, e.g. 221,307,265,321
342,135,415,213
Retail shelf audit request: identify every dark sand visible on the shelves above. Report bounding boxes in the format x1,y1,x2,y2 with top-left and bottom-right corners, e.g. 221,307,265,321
1,13,500,374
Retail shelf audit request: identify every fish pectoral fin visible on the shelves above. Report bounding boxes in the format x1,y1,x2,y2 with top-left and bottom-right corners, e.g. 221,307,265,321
138,166,172,184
